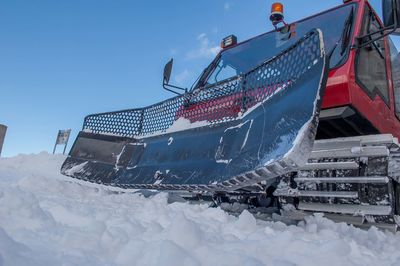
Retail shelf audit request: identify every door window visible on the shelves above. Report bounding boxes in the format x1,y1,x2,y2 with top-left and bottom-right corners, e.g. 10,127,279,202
356,6,390,105
388,38,400,118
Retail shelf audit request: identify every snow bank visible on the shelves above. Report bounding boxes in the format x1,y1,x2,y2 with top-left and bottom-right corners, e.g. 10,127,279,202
1,153,400,266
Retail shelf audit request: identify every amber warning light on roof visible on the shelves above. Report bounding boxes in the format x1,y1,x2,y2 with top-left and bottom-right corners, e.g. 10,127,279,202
270,2,285,26
221,35,238,49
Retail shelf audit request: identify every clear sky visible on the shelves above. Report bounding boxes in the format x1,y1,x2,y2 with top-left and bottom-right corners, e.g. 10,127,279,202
0,0,398,157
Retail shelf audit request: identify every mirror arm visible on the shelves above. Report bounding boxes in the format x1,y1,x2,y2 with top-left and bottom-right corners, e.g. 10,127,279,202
354,0,399,49
354,26,396,49
163,80,187,95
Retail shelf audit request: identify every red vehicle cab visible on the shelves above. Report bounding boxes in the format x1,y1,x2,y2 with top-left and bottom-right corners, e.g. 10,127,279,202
176,0,400,140
320,0,400,140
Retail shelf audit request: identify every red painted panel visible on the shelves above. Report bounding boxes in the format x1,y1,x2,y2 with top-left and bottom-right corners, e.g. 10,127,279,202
321,65,352,109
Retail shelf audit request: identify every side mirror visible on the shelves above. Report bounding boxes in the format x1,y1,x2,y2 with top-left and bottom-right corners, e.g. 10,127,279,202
163,59,173,84
162,58,187,95
383,0,400,34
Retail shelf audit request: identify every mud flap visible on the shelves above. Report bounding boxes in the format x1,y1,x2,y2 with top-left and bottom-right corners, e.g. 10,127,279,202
61,29,329,192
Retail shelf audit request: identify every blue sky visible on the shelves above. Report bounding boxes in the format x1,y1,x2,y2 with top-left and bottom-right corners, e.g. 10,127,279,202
0,0,398,156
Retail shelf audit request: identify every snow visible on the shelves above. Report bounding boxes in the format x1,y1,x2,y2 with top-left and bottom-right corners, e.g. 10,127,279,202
63,161,88,176
166,117,209,133
138,118,211,139
351,147,363,154
1,153,400,266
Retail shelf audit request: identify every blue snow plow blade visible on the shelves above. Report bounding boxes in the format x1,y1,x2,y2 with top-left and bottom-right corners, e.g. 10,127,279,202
61,29,328,192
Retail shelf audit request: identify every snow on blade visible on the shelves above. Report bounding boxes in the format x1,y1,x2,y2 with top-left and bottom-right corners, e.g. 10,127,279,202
63,161,88,176
137,117,211,139
1,153,400,266
166,117,209,133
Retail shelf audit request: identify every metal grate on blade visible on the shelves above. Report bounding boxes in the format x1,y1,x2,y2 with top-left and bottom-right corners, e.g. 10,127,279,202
82,30,323,138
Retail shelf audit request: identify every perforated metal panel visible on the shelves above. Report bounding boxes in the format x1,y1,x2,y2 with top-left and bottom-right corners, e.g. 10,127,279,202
82,30,323,138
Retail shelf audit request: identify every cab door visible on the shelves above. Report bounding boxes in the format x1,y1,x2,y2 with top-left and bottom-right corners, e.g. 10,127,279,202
354,4,394,135
387,38,400,135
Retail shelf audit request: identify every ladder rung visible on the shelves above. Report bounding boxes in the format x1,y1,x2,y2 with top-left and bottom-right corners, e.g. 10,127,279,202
310,146,389,159
313,134,398,149
298,203,392,216
279,210,397,232
300,161,359,170
274,189,358,198
294,176,389,184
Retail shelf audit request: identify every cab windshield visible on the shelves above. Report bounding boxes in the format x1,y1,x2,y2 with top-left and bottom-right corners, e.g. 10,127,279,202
198,3,356,88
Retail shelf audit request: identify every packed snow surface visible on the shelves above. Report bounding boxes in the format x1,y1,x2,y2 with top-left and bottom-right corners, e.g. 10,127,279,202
1,153,400,266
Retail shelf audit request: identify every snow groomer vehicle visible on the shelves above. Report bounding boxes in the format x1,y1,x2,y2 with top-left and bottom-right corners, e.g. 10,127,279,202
62,0,400,230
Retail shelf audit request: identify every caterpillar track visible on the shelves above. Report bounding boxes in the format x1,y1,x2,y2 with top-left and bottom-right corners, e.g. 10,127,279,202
169,134,400,230
274,134,400,231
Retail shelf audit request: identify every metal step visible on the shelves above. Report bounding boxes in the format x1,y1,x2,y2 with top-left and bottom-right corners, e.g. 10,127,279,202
279,209,398,232
300,161,359,170
313,134,399,151
310,146,389,159
294,176,389,184
298,202,392,216
274,189,358,198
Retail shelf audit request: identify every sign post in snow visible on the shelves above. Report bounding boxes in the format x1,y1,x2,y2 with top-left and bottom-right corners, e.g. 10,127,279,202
0,124,7,157
53,129,71,155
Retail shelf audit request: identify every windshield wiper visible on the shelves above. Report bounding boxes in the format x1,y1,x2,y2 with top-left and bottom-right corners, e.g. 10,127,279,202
192,56,221,91
328,7,354,60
